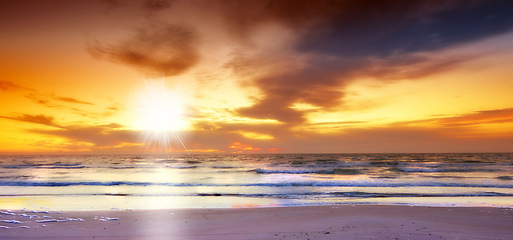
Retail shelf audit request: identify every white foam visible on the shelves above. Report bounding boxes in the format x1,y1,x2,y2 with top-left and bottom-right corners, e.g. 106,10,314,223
0,211,15,216
0,220,21,224
36,219,66,223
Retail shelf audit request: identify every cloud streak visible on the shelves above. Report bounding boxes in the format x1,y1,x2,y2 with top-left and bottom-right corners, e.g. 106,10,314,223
54,96,94,105
0,114,63,128
402,107,513,128
32,123,138,148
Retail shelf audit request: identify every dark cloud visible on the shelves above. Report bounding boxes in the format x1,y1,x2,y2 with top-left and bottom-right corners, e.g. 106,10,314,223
297,0,513,57
230,55,355,124
218,0,513,57
358,53,470,81
0,114,62,128
220,0,513,125
88,23,199,76
232,52,469,124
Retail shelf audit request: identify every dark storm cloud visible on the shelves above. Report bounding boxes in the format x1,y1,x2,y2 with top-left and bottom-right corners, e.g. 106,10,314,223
219,0,513,56
297,0,513,57
219,0,513,124
88,23,199,76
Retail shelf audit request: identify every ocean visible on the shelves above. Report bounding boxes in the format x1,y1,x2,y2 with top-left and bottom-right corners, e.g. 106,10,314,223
1,153,512,210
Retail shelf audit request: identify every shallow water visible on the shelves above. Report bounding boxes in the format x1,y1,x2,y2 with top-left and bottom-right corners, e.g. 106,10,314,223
0,153,512,210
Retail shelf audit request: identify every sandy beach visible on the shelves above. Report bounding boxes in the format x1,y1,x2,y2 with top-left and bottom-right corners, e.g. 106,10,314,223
1,205,512,239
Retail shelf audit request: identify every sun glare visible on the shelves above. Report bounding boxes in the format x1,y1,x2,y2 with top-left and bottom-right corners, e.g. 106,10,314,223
133,79,189,152
138,89,186,132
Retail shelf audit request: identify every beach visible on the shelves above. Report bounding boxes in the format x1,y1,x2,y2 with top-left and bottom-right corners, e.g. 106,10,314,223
1,154,512,239
1,205,512,239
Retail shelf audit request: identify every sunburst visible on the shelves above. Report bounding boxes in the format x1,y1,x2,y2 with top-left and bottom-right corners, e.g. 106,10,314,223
133,79,189,153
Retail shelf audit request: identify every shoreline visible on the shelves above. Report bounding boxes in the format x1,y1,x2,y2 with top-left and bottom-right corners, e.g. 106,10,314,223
1,205,513,239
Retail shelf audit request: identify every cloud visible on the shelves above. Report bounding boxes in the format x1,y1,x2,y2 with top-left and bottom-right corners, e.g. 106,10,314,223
54,96,94,105
186,120,513,153
1,80,95,107
439,108,513,126
0,114,62,128
32,124,138,147
231,51,470,124
101,0,174,13
88,23,200,76
0,80,24,91
142,0,174,12
402,107,513,128
216,0,513,57
218,0,513,125
292,126,513,153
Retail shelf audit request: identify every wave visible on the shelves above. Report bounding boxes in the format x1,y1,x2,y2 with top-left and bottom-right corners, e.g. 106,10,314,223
211,166,236,169
0,164,87,169
1,180,512,188
254,168,361,175
388,167,500,173
2,191,512,199
165,166,198,169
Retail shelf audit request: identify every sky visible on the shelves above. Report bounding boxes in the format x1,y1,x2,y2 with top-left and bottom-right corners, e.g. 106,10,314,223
1,0,513,154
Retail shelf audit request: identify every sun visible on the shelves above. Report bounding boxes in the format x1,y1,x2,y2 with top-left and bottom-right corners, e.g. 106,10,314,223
133,79,189,152
135,80,187,132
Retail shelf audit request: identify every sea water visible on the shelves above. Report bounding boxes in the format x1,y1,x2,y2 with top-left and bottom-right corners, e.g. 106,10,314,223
0,153,512,210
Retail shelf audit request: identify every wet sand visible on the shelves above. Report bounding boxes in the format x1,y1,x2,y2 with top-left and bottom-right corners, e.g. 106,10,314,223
1,205,512,239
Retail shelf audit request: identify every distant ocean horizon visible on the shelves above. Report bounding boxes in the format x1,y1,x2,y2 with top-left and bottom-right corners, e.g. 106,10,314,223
1,153,512,211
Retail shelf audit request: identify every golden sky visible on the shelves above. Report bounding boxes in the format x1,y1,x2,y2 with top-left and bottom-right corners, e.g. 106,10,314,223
1,0,513,154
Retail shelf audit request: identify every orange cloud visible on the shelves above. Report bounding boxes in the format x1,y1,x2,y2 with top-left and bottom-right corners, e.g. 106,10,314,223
31,123,138,148
398,107,513,131
0,80,24,92
228,142,261,153
54,96,94,105
436,108,513,127
0,114,62,128
187,148,224,153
